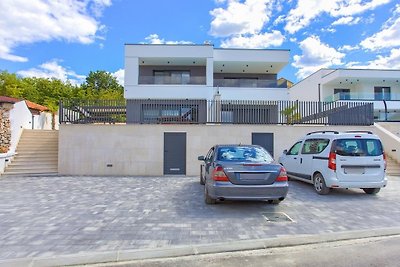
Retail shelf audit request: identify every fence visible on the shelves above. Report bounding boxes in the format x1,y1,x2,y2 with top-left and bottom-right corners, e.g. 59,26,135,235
59,99,374,125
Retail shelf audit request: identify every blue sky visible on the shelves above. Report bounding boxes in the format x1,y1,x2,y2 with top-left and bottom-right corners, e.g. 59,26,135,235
0,0,399,86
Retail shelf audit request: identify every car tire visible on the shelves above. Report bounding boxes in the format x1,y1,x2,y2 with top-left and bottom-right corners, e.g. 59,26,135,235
204,186,216,204
362,188,380,194
313,173,330,195
200,168,205,185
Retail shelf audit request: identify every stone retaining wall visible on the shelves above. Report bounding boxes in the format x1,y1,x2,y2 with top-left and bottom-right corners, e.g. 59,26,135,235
0,103,12,153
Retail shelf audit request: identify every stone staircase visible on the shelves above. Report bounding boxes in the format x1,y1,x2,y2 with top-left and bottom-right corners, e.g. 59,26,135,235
2,130,58,176
386,156,400,176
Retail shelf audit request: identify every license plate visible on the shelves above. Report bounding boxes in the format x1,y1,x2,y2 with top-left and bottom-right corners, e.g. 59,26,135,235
240,173,268,180
344,168,365,174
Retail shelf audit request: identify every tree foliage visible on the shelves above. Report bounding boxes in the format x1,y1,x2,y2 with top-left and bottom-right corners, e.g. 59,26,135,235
0,70,124,112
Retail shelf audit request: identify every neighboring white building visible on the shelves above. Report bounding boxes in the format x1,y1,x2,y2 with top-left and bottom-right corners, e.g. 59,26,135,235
124,44,290,101
289,69,400,121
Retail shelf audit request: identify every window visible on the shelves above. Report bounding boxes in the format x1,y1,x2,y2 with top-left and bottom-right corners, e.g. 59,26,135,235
334,88,350,100
374,87,391,100
301,139,330,154
287,141,302,155
154,70,190,84
334,139,383,156
205,148,214,162
217,146,273,163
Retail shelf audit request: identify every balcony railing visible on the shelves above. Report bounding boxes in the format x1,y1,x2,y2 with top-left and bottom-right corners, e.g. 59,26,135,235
214,78,287,88
139,76,206,85
325,92,400,102
138,76,288,88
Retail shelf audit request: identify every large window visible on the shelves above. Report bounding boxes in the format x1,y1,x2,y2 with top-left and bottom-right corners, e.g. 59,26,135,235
334,88,350,100
154,70,190,84
374,86,391,100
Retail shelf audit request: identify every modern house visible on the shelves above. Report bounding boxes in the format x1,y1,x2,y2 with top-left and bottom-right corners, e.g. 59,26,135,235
123,44,290,124
289,69,400,121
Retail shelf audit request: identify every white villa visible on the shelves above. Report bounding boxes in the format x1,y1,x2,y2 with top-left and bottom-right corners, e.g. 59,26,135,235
289,69,400,121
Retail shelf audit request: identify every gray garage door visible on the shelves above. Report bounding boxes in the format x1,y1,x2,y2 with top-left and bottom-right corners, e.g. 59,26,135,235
164,132,186,175
252,133,274,157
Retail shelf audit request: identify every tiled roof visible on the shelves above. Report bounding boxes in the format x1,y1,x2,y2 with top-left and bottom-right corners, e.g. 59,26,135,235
0,96,50,111
0,95,20,104
24,100,49,112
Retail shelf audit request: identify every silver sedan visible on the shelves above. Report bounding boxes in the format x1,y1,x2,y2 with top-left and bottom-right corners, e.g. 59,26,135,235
198,145,289,204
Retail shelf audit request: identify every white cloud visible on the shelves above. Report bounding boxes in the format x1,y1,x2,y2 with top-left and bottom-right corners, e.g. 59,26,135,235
332,16,361,26
338,44,360,52
0,0,111,62
292,36,345,79
220,31,285,48
143,34,193,45
17,60,85,85
209,0,273,37
347,48,400,69
360,5,400,51
285,0,390,34
112,69,124,86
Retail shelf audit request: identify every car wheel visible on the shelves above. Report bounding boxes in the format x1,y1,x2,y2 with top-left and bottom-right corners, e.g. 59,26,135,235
204,186,216,204
362,188,380,194
200,168,205,185
313,173,330,195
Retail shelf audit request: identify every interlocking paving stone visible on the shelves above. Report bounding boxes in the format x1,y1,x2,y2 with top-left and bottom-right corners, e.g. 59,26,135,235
0,175,399,260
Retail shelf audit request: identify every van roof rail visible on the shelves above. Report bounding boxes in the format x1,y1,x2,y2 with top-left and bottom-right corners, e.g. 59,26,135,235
306,131,339,136
345,130,373,134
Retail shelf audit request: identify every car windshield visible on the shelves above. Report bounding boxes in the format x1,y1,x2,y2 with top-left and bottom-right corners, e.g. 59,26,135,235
217,146,273,163
334,138,383,157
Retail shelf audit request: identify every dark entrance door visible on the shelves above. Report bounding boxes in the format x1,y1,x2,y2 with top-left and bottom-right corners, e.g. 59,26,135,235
164,132,186,175
252,133,274,157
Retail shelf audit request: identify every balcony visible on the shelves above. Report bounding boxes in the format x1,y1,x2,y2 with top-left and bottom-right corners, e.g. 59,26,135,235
325,92,400,102
214,78,287,88
139,75,206,85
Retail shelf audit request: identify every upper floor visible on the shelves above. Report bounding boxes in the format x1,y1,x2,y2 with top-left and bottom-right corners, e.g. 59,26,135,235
124,44,290,100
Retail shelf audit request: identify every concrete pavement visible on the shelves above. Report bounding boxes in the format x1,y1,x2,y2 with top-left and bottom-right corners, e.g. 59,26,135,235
0,175,399,266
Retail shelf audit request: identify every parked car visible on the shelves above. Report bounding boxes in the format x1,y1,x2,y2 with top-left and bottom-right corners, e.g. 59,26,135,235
278,131,387,195
198,144,289,204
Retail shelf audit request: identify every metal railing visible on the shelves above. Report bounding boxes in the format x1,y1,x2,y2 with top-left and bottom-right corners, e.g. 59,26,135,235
59,99,374,125
139,76,206,85
214,79,287,88
59,99,126,124
325,92,400,102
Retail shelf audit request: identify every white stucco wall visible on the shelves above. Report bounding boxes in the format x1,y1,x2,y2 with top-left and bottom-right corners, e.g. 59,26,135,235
218,87,288,100
289,69,334,101
59,124,376,176
9,101,32,153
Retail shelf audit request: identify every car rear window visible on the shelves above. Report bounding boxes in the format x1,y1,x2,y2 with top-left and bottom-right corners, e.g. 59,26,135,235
332,138,383,156
217,146,273,163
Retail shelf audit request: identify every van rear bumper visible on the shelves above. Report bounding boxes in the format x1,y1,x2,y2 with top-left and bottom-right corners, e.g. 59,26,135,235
326,177,387,189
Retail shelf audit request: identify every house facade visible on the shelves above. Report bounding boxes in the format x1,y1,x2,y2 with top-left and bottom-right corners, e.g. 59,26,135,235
289,69,400,121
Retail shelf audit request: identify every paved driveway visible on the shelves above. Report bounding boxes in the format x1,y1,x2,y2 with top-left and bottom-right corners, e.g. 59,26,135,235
0,175,400,260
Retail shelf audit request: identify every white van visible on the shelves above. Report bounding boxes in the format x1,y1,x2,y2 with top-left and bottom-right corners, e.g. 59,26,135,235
278,131,387,195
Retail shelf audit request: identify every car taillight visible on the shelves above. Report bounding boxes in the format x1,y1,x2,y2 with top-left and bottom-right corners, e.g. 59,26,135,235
212,166,229,181
383,152,387,170
275,167,288,182
328,152,336,171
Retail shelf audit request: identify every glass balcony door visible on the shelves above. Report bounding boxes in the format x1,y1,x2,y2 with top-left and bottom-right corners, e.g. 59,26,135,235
374,86,391,100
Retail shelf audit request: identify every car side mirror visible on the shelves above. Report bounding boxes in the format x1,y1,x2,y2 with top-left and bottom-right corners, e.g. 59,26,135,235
283,149,288,155
198,156,205,161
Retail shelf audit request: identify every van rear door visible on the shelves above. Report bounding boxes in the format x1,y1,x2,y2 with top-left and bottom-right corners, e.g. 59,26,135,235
333,138,385,182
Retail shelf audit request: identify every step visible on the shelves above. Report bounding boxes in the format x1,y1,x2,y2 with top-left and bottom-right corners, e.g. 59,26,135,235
5,165,57,171
7,162,57,167
1,172,58,177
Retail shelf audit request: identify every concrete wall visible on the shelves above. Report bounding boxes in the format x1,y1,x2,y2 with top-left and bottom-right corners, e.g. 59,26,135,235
59,124,375,176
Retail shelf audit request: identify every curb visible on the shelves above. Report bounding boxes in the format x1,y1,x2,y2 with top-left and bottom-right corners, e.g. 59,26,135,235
1,227,400,267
